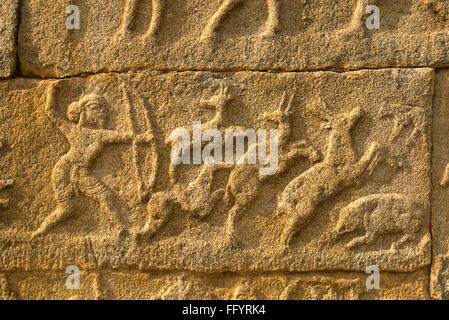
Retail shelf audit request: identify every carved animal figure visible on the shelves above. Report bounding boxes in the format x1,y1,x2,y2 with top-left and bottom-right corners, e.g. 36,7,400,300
116,0,164,39
378,104,427,146
174,164,228,218
33,81,153,238
223,93,319,245
277,100,381,247
167,84,238,184
334,194,427,250
139,163,228,239
201,0,280,41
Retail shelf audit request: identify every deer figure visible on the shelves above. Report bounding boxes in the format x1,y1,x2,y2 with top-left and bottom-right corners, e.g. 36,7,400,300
167,84,246,184
277,98,381,247
139,164,229,239
201,0,281,41
223,93,319,246
377,104,427,146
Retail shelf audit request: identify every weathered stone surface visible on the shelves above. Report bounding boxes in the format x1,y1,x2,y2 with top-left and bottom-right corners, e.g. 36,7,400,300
0,269,430,300
0,69,432,274
0,0,19,78
18,0,449,78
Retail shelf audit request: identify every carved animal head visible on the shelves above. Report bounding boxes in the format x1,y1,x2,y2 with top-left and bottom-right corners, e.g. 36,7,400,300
310,97,362,132
259,92,294,125
334,204,364,236
146,191,176,232
68,94,109,128
201,84,231,112
329,107,363,132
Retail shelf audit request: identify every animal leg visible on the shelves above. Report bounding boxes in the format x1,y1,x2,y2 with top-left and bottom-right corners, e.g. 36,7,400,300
391,234,413,251
351,141,380,179
346,231,376,249
345,0,369,32
32,202,74,238
144,0,164,39
198,188,225,218
261,0,280,37
280,198,316,247
225,192,253,246
116,0,139,37
201,0,243,41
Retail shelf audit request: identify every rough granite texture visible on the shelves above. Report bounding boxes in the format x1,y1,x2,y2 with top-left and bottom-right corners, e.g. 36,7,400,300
1,0,449,300
0,0,19,78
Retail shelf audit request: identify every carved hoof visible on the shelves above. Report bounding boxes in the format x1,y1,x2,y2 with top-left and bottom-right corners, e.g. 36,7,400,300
200,32,216,44
31,228,46,240
260,29,277,39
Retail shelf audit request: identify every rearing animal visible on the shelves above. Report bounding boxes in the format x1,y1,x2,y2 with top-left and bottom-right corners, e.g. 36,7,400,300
277,99,381,247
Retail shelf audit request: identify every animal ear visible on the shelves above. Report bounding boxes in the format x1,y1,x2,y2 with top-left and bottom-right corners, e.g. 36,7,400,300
284,94,295,114
278,92,288,111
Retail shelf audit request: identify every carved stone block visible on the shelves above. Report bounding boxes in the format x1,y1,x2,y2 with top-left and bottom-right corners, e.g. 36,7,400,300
0,69,432,274
18,0,449,77
0,270,430,300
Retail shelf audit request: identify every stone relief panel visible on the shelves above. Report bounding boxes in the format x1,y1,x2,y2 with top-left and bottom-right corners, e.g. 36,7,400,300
0,69,432,273
18,0,449,77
